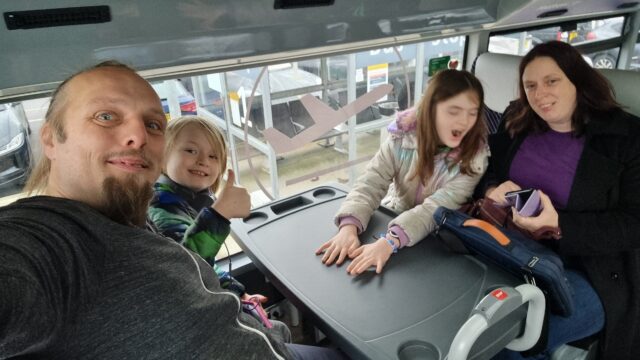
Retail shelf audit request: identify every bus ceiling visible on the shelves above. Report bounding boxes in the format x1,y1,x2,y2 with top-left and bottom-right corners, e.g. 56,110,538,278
1,0,639,101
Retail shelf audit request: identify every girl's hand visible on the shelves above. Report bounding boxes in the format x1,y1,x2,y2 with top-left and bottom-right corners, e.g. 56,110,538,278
315,225,361,266
346,238,394,275
511,191,559,232
486,181,521,205
213,169,251,219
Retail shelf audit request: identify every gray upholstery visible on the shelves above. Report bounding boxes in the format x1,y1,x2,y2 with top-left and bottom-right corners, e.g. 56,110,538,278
599,69,640,117
474,52,640,118
473,52,522,113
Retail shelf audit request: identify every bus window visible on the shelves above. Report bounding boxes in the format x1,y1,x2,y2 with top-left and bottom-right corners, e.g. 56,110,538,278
581,17,625,69
0,102,32,203
125,34,469,258
151,80,197,120
633,34,640,71
489,16,631,69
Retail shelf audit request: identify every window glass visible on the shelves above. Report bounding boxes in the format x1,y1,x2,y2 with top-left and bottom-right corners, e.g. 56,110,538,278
424,36,466,71
1,34,468,258
150,80,198,120
488,17,630,70
632,34,640,71
584,47,621,69
0,100,45,205
489,16,625,57
421,36,466,107
580,17,624,44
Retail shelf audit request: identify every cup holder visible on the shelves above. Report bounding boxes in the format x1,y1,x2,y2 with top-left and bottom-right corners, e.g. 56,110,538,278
312,188,336,199
398,340,440,360
243,212,268,225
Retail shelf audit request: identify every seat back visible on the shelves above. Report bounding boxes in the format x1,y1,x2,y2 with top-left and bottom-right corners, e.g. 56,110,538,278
473,52,522,113
599,69,640,117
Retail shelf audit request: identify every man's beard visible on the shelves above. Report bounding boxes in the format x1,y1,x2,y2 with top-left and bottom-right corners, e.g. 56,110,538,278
96,175,153,226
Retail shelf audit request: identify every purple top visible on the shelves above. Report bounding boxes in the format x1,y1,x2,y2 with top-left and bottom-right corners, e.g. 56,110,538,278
510,130,585,209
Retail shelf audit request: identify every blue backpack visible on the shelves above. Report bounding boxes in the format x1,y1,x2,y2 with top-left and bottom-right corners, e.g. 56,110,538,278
433,207,574,317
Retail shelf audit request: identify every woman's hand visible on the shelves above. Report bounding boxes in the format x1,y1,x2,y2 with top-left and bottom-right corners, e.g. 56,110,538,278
486,181,521,205
511,191,559,232
346,238,394,275
315,225,361,266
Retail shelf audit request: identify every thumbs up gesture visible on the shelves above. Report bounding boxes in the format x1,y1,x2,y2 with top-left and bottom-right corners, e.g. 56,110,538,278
212,169,251,220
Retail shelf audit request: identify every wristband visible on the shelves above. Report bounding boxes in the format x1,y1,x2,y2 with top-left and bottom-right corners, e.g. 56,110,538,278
378,232,398,253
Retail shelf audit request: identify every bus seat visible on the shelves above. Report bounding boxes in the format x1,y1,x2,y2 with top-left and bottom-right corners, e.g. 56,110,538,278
599,69,640,117
473,52,522,113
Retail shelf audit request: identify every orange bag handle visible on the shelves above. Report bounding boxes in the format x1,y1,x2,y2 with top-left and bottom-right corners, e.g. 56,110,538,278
463,219,511,246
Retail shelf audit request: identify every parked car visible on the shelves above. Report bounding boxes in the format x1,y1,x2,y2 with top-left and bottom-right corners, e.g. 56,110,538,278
586,44,640,69
0,103,31,189
151,80,197,119
581,18,640,69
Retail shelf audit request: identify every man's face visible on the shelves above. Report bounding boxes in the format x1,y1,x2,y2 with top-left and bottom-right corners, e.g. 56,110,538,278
43,67,166,221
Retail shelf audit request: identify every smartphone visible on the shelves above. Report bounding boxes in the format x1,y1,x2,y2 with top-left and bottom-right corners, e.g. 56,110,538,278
505,188,534,206
505,188,541,217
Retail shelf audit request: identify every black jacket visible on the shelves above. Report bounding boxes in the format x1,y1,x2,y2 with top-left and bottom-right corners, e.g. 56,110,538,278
479,109,640,359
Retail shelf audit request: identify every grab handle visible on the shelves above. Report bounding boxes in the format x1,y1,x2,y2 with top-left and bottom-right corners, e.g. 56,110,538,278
447,284,545,360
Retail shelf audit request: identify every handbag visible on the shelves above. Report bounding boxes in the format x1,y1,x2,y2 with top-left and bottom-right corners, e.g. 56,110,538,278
433,206,574,317
462,198,561,241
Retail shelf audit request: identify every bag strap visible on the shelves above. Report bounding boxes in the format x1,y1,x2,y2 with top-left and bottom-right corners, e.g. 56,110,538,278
463,219,511,246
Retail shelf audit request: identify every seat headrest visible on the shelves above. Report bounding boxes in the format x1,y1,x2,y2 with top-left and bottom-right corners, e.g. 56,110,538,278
473,52,522,113
474,52,640,119
598,69,640,117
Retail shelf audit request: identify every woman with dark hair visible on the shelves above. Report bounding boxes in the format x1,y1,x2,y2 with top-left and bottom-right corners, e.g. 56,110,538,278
481,41,640,359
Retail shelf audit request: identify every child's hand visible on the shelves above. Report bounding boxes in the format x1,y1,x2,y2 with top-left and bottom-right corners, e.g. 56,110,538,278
213,169,251,219
241,293,268,304
346,238,394,275
486,180,521,205
511,191,560,233
315,225,360,266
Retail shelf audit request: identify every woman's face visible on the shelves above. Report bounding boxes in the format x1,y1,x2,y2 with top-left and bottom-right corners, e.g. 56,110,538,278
522,56,577,132
434,90,479,148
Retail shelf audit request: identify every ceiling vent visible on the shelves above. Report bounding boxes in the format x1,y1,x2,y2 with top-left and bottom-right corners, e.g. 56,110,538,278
4,5,110,30
274,0,334,9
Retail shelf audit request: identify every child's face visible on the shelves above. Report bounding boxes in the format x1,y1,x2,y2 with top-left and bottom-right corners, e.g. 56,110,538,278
165,123,221,192
434,90,479,148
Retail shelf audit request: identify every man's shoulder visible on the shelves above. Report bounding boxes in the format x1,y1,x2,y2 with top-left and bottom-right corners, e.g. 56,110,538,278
0,196,130,240
0,197,105,274
0,196,93,220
